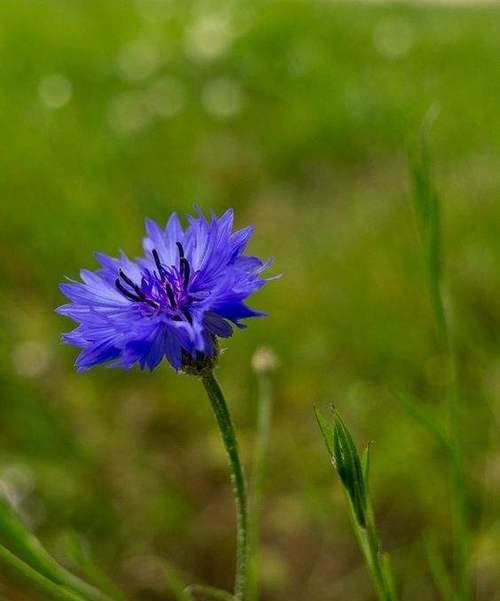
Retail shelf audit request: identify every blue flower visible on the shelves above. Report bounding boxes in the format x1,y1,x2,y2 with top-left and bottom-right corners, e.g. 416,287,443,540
57,209,274,372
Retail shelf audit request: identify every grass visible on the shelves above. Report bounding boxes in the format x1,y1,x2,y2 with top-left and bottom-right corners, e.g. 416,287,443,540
1,1,500,600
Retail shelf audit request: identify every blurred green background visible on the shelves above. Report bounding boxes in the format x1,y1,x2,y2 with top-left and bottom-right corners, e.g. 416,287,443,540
1,0,499,599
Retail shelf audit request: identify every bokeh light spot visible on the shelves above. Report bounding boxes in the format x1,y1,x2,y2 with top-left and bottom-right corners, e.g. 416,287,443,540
202,78,244,119
185,13,233,62
144,76,186,117
373,17,415,59
117,39,160,81
38,75,72,109
12,340,52,378
107,91,151,134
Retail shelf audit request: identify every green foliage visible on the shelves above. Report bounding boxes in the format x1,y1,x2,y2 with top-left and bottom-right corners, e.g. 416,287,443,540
393,386,450,452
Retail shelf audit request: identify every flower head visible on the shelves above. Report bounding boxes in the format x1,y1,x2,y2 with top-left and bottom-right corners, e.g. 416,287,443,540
57,209,273,373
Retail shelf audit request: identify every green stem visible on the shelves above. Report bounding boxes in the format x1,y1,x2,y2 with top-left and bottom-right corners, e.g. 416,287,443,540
434,280,469,601
447,354,470,601
365,526,392,601
0,543,87,601
201,371,248,601
410,140,470,600
353,507,394,601
248,371,272,601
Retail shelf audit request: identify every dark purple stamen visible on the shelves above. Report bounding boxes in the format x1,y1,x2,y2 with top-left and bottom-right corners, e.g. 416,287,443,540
119,269,137,289
119,270,145,299
180,257,190,288
175,241,191,289
165,282,177,309
115,279,143,302
116,271,157,308
183,309,193,325
152,249,164,280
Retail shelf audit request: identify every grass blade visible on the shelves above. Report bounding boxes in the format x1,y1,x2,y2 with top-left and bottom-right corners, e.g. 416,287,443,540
0,495,115,601
424,536,455,601
0,543,86,601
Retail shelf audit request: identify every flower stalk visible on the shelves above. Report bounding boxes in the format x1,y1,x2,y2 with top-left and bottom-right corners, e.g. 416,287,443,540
201,370,248,601
353,493,396,601
248,348,276,601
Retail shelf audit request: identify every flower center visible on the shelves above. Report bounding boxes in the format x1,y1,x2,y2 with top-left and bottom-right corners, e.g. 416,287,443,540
114,242,194,323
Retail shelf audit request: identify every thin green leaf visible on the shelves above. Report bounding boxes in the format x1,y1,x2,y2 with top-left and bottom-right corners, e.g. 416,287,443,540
409,138,448,342
393,386,451,452
409,132,470,601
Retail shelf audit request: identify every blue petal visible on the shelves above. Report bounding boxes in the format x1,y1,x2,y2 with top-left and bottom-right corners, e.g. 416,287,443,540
75,341,122,372
204,312,234,338
143,215,183,268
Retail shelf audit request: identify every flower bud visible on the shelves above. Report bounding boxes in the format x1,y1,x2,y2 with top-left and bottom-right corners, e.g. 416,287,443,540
251,346,278,374
316,408,367,528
